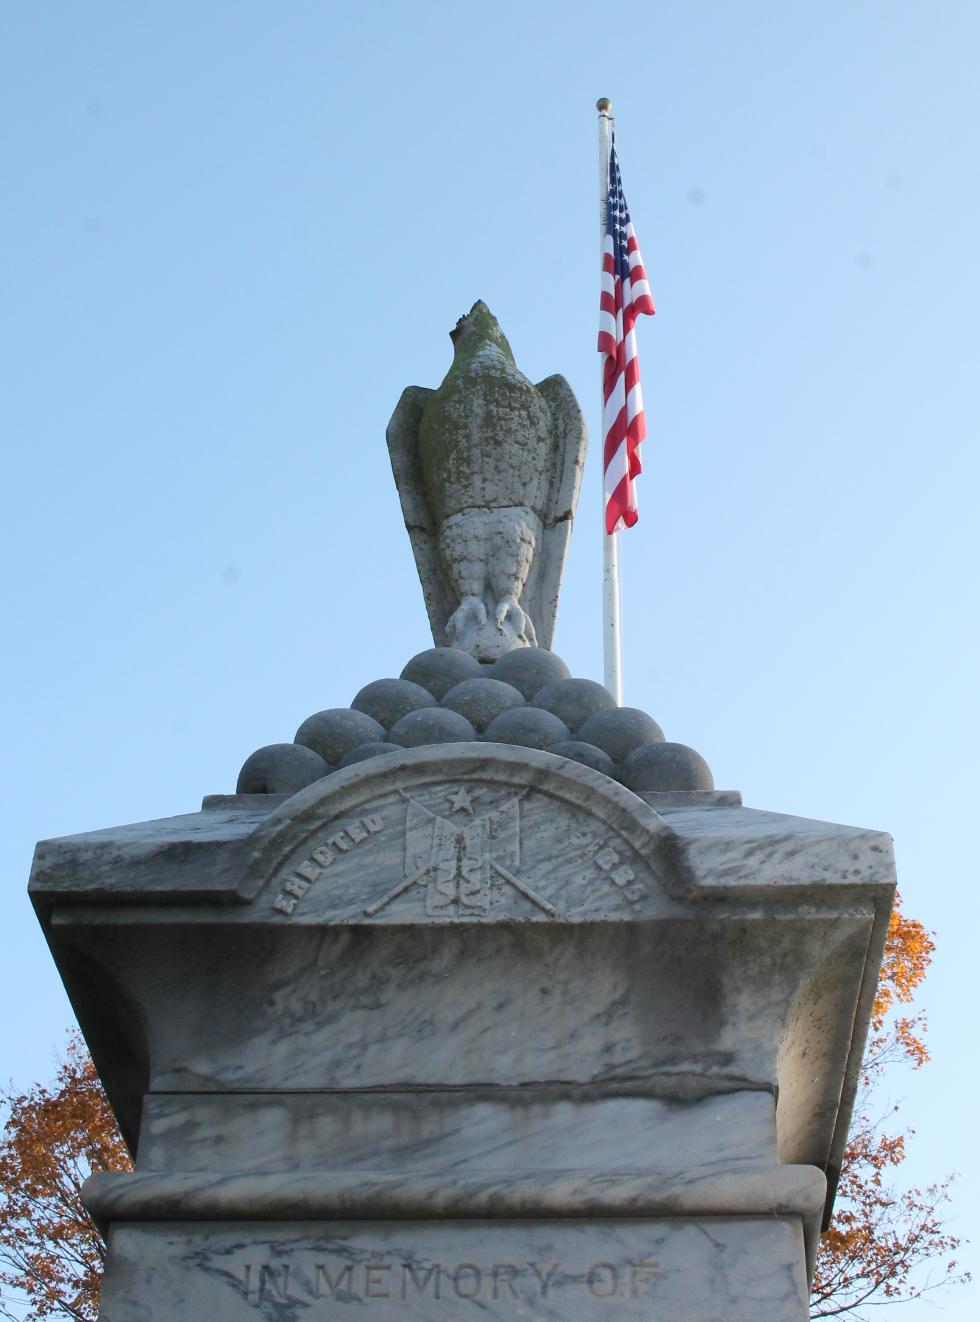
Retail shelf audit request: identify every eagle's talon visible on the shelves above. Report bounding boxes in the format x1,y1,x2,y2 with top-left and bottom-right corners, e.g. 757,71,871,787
446,595,487,643
494,595,524,631
494,596,537,646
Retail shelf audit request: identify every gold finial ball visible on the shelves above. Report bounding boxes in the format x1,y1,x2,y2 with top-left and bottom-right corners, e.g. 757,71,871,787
596,97,613,113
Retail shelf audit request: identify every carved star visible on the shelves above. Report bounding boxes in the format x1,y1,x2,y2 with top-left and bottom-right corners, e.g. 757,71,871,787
448,786,476,814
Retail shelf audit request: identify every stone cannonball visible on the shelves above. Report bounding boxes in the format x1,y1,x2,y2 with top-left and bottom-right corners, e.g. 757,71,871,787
576,706,665,764
336,742,403,769
237,743,330,795
351,678,437,729
294,708,385,764
483,706,571,751
546,740,616,777
400,647,483,700
531,678,616,733
618,742,714,792
490,648,571,700
388,707,478,748
441,677,525,732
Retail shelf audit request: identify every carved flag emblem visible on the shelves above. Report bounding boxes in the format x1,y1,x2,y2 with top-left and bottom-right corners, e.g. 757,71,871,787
364,787,557,919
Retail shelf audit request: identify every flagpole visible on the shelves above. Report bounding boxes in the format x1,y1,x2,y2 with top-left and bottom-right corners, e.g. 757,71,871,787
597,97,624,705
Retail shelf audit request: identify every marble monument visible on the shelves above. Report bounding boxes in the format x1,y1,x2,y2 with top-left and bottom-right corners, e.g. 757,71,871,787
30,306,895,1321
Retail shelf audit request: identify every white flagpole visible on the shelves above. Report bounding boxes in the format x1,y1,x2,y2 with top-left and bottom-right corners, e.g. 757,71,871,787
597,97,624,705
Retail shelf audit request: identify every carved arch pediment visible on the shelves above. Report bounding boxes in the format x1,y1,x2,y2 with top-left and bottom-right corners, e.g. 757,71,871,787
238,745,689,924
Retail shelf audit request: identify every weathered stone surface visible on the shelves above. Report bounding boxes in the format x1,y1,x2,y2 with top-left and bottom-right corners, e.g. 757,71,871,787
351,679,437,728
336,742,403,769
133,1089,777,1178
491,646,571,699
236,744,329,795
30,744,895,1322
533,678,616,732
547,739,617,776
386,302,587,658
482,706,571,749
88,1165,825,1226
97,1217,810,1321
388,708,477,747
294,708,385,764
400,647,482,700
620,742,714,792
236,649,703,795
441,678,525,732
577,706,665,763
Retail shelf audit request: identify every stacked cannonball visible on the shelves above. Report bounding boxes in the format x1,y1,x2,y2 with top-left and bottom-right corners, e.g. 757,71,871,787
237,647,713,797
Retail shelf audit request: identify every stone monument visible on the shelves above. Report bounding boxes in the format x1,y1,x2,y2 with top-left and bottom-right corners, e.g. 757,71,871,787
30,304,895,1321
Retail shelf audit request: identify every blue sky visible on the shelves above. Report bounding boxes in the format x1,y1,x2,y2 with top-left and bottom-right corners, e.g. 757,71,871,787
1,3,977,1314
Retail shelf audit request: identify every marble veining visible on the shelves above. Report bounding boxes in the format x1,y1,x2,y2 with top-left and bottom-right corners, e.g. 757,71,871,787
135,1089,777,1178
97,1218,810,1321
31,742,895,1321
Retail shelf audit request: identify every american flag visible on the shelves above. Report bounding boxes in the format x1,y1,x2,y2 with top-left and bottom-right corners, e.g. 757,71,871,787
598,133,655,533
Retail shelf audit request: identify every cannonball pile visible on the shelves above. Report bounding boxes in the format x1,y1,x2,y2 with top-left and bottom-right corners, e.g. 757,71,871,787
237,647,713,797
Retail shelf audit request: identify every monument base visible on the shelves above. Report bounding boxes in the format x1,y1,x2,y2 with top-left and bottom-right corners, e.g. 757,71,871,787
31,747,895,1322
98,1216,811,1321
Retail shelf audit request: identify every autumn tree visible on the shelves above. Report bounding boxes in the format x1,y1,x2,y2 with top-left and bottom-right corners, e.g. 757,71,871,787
0,1035,131,1322
810,894,968,1317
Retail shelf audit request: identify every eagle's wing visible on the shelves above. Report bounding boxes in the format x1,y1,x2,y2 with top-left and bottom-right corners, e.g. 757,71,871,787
385,386,451,646
528,374,588,650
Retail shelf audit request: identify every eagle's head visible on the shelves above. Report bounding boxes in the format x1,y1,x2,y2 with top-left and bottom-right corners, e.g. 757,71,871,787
448,300,516,365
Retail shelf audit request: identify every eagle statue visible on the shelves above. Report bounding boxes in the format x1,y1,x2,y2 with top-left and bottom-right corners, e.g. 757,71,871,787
386,301,587,661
